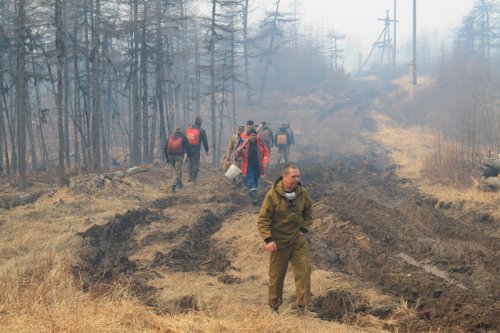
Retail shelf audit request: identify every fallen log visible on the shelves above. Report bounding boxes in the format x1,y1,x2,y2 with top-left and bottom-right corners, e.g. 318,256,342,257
481,158,500,170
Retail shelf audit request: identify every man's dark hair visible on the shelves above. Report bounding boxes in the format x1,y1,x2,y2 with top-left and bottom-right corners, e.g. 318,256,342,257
246,120,254,126
282,162,299,175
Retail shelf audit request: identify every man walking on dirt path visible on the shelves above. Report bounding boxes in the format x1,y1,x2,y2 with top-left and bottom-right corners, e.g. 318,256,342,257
275,124,292,164
164,126,192,193
186,116,209,184
257,162,316,317
236,127,269,205
258,121,274,154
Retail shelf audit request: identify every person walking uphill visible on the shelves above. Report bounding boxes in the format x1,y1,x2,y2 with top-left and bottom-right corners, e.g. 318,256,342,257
164,126,192,193
257,162,317,317
235,128,270,205
186,116,209,184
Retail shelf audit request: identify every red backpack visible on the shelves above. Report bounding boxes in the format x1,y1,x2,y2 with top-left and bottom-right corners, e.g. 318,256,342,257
185,126,201,145
166,135,183,154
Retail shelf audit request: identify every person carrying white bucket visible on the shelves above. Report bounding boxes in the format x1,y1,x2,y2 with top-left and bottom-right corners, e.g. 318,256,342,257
235,127,270,205
224,125,245,187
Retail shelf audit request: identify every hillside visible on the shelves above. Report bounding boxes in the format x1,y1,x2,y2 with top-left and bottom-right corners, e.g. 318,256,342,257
1,79,498,332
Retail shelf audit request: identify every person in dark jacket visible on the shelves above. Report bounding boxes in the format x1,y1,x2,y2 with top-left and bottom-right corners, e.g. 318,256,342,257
164,126,192,193
275,124,292,164
186,116,209,184
257,162,316,317
258,121,274,153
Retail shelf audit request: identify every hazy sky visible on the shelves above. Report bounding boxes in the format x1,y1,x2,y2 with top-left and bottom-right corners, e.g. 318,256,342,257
300,0,475,52
261,0,477,70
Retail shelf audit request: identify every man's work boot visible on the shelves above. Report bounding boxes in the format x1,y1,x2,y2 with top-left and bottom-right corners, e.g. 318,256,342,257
269,305,279,315
171,185,176,193
249,190,258,205
296,305,317,318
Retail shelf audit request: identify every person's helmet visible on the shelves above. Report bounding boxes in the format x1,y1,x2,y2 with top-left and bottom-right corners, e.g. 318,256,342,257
174,126,182,133
238,125,245,131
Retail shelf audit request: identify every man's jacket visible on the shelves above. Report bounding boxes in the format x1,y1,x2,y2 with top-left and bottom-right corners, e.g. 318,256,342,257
188,124,209,153
235,137,270,176
164,134,192,160
257,177,313,248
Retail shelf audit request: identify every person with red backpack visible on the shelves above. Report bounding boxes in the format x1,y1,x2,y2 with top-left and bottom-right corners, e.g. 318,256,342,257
235,128,270,205
185,116,209,184
258,120,274,153
275,124,292,164
164,126,192,193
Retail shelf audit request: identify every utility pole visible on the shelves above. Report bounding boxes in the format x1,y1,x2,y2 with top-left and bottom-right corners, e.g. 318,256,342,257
393,0,397,66
412,0,417,86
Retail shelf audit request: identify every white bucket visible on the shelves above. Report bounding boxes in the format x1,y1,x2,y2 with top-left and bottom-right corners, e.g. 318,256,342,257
224,163,241,179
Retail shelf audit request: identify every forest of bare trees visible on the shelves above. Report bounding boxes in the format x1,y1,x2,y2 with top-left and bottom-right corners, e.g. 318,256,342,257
0,0,345,190
0,0,499,190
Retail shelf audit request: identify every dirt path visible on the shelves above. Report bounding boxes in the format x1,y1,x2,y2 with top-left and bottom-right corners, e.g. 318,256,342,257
74,81,498,332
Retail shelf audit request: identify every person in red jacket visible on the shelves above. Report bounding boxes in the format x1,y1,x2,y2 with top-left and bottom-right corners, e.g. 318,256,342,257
236,128,270,205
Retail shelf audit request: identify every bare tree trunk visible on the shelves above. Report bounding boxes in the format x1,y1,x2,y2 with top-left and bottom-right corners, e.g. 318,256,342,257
141,3,149,162
243,0,252,105
91,0,101,173
0,72,10,179
155,0,166,153
131,0,141,166
56,0,67,185
210,0,217,166
16,0,27,189
258,0,280,104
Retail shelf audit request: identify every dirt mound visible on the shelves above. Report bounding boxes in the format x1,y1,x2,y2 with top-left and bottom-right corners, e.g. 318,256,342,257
151,209,230,273
307,159,499,332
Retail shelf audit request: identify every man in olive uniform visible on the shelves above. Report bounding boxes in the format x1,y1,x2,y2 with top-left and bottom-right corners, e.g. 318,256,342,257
164,126,192,193
257,162,316,316
186,116,209,184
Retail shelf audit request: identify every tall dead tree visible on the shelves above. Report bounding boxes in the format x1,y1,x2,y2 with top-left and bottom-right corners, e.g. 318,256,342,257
16,0,27,189
56,0,67,185
258,0,281,104
91,0,101,173
210,0,217,166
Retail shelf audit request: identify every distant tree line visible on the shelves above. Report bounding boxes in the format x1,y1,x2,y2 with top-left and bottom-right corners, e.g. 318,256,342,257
0,0,346,189
406,0,500,185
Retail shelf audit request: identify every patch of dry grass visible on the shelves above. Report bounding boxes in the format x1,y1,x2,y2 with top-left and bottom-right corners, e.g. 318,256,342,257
369,112,434,179
370,110,500,221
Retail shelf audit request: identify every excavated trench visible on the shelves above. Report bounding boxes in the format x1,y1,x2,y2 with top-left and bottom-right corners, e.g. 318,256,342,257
301,158,499,332
75,194,244,304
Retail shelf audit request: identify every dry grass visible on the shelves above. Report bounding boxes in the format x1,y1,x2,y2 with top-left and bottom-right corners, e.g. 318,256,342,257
369,112,434,179
370,109,500,220
0,169,378,333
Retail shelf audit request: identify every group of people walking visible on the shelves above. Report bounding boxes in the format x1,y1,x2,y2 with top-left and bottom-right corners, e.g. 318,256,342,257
225,119,295,204
163,117,315,317
163,116,209,193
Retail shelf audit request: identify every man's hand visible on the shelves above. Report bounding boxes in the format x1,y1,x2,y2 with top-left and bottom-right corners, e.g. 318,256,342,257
266,241,277,252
